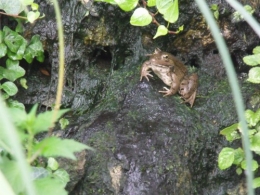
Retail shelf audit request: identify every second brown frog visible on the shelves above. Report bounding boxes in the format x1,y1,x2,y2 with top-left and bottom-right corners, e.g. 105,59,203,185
140,48,198,107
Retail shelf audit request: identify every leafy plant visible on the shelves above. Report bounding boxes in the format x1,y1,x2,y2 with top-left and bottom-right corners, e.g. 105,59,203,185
218,46,260,189
0,105,92,195
0,0,44,23
210,4,219,20
243,46,260,83
94,0,183,38
0,26,44,103
231,5,255,23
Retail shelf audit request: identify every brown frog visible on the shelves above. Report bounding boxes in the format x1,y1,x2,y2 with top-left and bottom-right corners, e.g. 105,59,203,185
140,48,198,107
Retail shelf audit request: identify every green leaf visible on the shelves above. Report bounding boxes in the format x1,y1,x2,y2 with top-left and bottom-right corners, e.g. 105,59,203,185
156,0,171,14
245,109,260,127
31,167,50,180
153,25,168,39
27,11,40,23
218,147,235,170
6,99,25,110
233,147,244,165
24,35,44,63
250,132,260,152
32,109,69,134
130,8,152,26
214,10,219,20
59,118,69,129
241,159,258,171
34,177,68,195
248,67,260,83
0,158,24,194
210,4,218,11
147,0,156,7
48,157,59,171
3,59,25,81
8,108,27,129
33,137,92,160
20,78,28,89
236,167,243,175
176,25,184,33
243,54,260,66
0,43,7,58
0,0,24,15
220,123,240,142
31,3,39,11
163,0,179,23
114,0,138,11
3,26,27,54
1,81,18,96
53,169,70,185
253,46,260,54
253,177,260,188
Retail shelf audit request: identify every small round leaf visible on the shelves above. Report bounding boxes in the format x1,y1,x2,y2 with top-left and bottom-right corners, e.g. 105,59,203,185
248,67,260,83
153,25,168,39
130,8,152,26
218,147,234,170
1,81,18,96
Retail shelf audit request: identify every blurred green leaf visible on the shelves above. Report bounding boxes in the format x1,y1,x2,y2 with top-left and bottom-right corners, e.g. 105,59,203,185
130,8,152,26
248,67,260,83
153,25,168,39
1,81,18,96
114,0,138,11
218,147,234,170
243,54,260,66
0,0,24,15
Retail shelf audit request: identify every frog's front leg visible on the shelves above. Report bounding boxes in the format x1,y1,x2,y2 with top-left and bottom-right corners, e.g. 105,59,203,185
159,74,180,96
179,73,198,107
140,61,153,81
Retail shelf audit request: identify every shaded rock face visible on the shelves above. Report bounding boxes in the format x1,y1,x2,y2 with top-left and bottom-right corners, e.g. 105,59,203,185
13,0,260,194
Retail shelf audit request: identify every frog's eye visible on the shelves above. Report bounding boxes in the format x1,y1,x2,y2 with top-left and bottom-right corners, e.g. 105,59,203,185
162,55,168,59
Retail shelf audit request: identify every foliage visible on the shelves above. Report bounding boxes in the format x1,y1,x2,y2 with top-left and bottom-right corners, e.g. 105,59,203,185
0,0,44,23
218,46,260,189
94,0,182,38
0,104,93,195
231,5,254,23
243,46,260,83
210,4,219,20
0,26,44,103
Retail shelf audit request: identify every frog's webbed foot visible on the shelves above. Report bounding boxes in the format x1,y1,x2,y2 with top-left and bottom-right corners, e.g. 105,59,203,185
159,87,175,96
140,70,153,81
180,90,197,107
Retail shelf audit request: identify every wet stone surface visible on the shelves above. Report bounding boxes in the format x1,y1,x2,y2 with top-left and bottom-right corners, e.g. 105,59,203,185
12,0,260,194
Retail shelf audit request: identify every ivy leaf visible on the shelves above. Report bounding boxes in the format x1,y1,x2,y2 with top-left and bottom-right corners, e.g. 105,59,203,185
3,59,25,82
218,147,234,170
210,4,218,11
213,10,219,20
147,0,156,7
0,43,7,58
6,99,25,110
1,81,18,96
253,46,260,54
31,167,50,180
220,123,240,142
130,8,152,26
27,11,40,23
32,109,69,134
24,35,44,63
0,0,24,15
33,137,92,160
233,148,244,165
163,0,179,23
236,167,243,175
153,25,168,39
156,0,172,14
248,67,260,83
253,177,260,188
243,53,260,66
114,0,138,11
250,132,260,152
241,159,259,171
4,26,27,54
31,3,39,11
245,109,260,127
